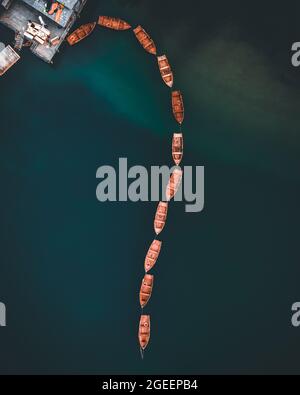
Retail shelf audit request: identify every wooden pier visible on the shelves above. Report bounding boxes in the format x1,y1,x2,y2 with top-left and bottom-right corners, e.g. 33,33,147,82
0,0,88,63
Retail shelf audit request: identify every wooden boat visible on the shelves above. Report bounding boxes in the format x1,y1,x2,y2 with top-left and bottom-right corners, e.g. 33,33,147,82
67,22,96,46
154,202,168,235
172,90,184,124
172,133,183,166
98,16,131,30
157,55,173,87
133,25,157,55
139,274,154,308
166,168,183,201
139,315,150,350
144,240,162,272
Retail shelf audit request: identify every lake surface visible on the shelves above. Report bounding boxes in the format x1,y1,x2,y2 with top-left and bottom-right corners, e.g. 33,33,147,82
0,0,300,374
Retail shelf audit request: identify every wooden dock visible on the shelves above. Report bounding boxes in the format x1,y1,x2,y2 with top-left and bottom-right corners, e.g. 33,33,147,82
22,0,74,28
0,0,88,63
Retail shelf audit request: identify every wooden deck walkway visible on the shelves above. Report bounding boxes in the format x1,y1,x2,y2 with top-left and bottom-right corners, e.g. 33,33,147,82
22,0,74,28
0,0,88,63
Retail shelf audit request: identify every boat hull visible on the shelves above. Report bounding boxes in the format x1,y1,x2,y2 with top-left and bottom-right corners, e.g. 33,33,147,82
172,90,184,124
133,25,157,55
138,315,151,350
166,168,183,201
172,133,184,166
154,202,168,235
144,240,162,272
139,274,154,308
157,55,173,87
67,22,97,46
98,16,131,30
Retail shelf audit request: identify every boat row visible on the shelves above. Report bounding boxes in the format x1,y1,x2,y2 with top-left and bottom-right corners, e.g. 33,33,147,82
67,18,185,125
66,14,186,356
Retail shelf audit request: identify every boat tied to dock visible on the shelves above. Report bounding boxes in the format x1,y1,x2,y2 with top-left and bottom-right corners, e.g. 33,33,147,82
67,22,96,46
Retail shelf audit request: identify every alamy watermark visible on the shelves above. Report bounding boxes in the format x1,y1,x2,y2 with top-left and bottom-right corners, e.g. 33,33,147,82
291,42,300,66
96,158,204,213
0,302,6,327
291,302,300,327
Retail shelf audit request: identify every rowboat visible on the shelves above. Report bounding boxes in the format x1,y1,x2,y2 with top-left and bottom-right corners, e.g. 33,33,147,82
144,240,162,272
166,168,183,201
67,22,97,46
157,55,173,87
138,315,151,350
172,133,184,166
98,16,131,30
139,274,154,308
172,90,184,124
133,25,157,55
154,202,168,235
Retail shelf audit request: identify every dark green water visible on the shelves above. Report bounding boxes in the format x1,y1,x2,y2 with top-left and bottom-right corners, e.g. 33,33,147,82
0,0,300,374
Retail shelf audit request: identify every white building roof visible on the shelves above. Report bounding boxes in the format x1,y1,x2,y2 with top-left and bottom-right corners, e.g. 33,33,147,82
0,45,20,76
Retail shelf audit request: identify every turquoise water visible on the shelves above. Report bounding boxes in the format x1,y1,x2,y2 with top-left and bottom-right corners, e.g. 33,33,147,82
0,0,300,374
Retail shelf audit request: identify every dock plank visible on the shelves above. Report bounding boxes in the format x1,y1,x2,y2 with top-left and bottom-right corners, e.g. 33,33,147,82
21,0,74,28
